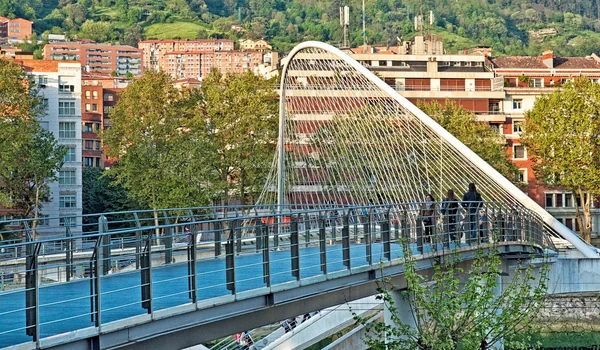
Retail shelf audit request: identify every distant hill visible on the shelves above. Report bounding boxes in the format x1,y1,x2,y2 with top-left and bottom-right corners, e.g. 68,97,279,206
5,0,600,56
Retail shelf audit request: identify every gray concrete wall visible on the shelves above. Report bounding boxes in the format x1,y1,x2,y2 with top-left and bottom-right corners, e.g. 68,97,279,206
547,258,600,294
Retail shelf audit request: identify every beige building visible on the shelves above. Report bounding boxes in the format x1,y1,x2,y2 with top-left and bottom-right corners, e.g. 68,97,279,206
139,39,278,80
239,39,272,52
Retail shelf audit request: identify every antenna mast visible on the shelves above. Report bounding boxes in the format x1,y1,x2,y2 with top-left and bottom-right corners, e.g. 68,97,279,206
340,6,349,48
362,0,366,49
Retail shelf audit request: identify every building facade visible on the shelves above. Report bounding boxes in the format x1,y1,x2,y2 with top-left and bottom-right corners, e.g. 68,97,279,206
44,42,143,77
239,39,272,51
0,17,33,42
345,37,505,127
138,39,278,80
81,73,128,169
488,50,600,235
16,59,83,236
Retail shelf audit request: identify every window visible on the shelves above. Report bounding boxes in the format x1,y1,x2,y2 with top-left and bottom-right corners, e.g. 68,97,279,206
545,194,554,208
59,101,76,116
40,121,49,131
59,217,76,227
59,196,76,208
59,84,75,93
92,91,98,99
513,99,522,110
96,141,101,150
59,122,76,139
84,157,94,167
84,140,94,150
38,75,48,86
103,93,113,101
545,192,575,208
489,123,501,135
85,91,91,99
103,106,112,114
63,147,76,162
84,123,93,133
92,104,97,112
37,215,49,226
517,168,528,184
42,99,48,109
530,78,542,88
513,120,524,134
58,170,76,185
513,145,526,159
565,193,573,207
85,103,91,112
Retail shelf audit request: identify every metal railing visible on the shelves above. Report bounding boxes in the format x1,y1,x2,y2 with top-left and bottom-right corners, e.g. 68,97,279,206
0,202,553,348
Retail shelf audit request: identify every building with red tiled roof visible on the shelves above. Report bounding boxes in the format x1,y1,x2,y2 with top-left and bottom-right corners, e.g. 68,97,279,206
488,50,600,235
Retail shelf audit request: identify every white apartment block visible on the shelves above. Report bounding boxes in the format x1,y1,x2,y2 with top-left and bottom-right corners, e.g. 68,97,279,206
19,59,83,237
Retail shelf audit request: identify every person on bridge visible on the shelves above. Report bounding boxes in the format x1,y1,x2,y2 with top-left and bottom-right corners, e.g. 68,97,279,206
462,183,483,244
441,189,460,243
420,194,436,243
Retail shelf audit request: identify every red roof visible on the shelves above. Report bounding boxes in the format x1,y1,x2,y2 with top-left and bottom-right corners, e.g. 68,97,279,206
489,56,600,69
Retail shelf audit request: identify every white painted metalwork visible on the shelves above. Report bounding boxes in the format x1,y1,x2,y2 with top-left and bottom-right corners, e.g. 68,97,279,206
264,41,598,258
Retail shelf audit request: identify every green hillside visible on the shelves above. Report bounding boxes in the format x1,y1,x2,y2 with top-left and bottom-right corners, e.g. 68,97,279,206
4,0,600,56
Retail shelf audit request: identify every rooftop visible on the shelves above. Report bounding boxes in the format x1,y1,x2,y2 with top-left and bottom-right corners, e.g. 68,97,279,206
489,55,600,70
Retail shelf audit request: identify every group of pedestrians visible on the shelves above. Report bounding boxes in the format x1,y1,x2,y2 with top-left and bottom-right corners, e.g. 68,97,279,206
420,182,484,244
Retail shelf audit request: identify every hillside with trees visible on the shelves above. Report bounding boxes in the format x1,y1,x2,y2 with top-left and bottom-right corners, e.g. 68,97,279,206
4,0,600,56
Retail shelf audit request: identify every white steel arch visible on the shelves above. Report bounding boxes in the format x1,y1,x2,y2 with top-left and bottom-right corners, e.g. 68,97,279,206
260,41,598,258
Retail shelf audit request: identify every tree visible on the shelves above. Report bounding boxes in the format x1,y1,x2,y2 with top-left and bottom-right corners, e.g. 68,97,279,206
521,77,600,243
79,20,112,42
357,245,550,349
420,101,520,183
82,167,138,231
103,70,216,213
201,70,279,204
0,59,67,236
122,23,142,47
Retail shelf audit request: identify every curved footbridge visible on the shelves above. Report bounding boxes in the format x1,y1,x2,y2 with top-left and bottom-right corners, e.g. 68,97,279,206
0,203,564,350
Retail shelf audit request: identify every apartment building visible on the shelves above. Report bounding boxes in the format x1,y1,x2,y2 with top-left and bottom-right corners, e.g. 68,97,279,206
139,39,278,80
15,59,83,236
488,50,600,234
139,39,234,72
345,36,505,127
0,16,33,42
81,73,128,169
44,42,143,76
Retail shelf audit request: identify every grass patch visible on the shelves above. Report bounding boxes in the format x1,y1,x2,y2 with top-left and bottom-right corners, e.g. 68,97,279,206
144,22,206,39
509,332,600,349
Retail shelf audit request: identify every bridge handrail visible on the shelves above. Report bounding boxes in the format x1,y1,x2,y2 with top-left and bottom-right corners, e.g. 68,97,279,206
0,202,552,348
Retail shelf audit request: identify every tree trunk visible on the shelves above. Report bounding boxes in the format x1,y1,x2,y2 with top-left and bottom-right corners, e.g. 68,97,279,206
582,191,593,243
573,189,590,243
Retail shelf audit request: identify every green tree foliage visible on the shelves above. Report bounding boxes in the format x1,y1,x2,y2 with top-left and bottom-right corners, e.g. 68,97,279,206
82,167,138,231
0,58,67,233
521,77,600,243
17,0,600,54
79,20,111,42
123,24,143,47
201,70,279,204
357,246,549,349
420,101,520,183
103,70,216,211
